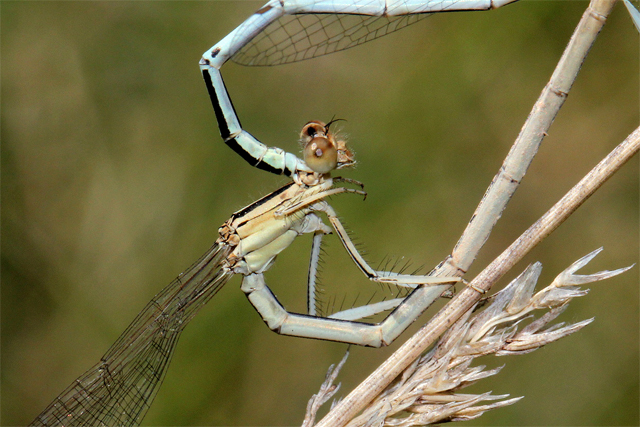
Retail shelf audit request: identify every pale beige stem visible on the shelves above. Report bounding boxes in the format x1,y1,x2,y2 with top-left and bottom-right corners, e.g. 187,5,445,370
327,125,639,427
442,0,619,277
315,1,625,425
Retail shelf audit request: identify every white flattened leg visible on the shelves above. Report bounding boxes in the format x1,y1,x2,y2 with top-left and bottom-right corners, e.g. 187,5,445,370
242,271,449,346
241,273,385,347
307,231,324,316
312,202,461,287
328,298,405,321
235,201,454,345
306,227,408,321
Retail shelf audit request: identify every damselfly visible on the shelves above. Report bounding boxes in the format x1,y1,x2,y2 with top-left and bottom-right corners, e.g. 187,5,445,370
18,0,637,426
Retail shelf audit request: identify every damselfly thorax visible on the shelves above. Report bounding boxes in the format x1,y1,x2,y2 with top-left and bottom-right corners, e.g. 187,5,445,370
219,178,335,275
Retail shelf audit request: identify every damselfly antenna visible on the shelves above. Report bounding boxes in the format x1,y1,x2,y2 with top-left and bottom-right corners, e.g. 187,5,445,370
325,116,346,132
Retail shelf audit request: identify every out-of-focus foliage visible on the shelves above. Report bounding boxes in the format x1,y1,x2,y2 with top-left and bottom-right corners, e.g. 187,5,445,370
2,1,637,426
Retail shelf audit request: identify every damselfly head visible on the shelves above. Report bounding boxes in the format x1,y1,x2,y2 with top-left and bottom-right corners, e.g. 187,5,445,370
300,120,355,174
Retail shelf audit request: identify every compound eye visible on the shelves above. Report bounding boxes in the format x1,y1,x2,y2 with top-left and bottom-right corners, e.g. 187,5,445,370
303,136,338,174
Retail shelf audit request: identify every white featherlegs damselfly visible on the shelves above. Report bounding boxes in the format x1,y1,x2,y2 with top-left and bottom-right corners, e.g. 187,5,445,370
20,0,638,426
28,117,464,425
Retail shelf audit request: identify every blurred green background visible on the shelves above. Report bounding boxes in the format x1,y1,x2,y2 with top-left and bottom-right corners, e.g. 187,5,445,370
2,1,638,426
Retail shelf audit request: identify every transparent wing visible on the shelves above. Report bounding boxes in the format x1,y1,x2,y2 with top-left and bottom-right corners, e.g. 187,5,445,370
30,242,234,427
231,12,430,66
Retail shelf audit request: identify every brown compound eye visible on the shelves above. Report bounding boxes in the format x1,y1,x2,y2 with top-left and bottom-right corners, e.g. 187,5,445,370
303,136,338,174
